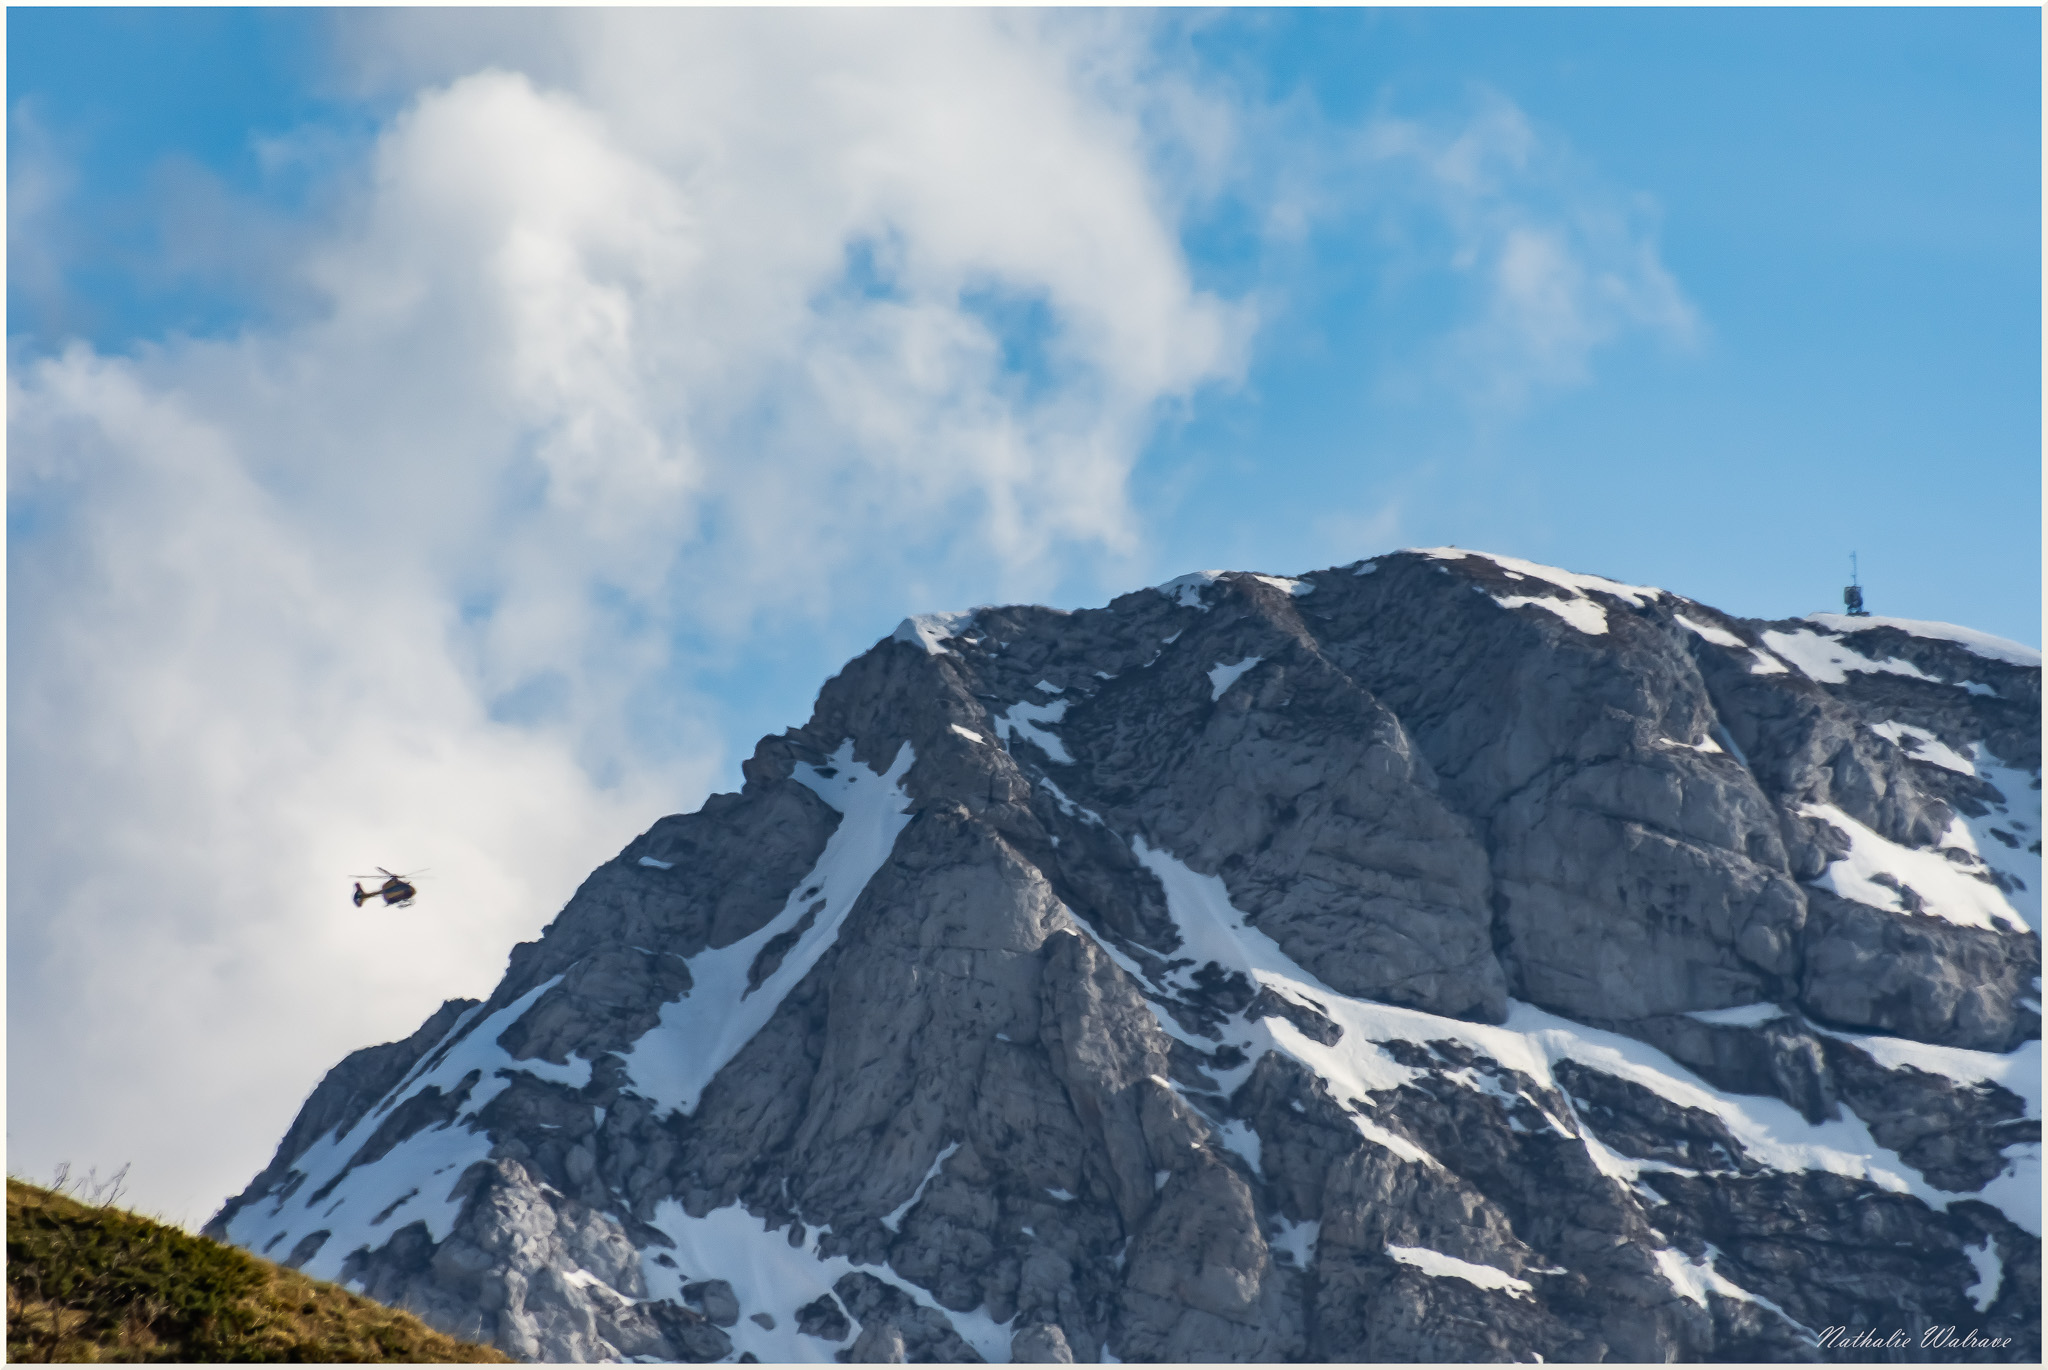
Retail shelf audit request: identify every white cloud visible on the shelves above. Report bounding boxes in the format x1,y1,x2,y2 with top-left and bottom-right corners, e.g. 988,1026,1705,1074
1357,96,1698,410
7,11,1247,1222
6,15,1699,1225
6,345,687,1220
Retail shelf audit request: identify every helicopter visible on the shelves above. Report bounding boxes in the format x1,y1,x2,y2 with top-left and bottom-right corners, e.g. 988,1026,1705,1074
351,868,425,908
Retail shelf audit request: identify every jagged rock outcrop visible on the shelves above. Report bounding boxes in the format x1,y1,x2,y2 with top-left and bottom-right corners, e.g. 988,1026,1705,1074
211,549,2041,1362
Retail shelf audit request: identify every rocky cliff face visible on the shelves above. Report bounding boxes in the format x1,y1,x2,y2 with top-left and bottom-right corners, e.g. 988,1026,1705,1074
210,549,2042,1363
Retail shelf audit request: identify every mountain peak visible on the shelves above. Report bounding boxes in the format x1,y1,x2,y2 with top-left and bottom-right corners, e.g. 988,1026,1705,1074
213,554,2041,1362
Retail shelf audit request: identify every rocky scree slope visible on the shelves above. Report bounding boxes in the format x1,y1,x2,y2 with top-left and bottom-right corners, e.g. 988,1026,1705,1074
211,549,2042,1363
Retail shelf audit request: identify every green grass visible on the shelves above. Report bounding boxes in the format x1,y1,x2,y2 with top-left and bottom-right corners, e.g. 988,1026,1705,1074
6,1177,510,1362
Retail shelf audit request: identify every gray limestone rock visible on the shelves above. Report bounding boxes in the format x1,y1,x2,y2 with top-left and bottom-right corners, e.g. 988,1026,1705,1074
1800,889,2040,1051
833,1272,984,1362
332,1158,689,1362
214,550,2040,1363
795,1293,852,1342
1008,1321,1074,1362
681,1280,739,1328
1821,1035,2038,1192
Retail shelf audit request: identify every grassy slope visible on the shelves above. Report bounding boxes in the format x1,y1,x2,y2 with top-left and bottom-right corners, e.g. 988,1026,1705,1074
6,1179,510,1363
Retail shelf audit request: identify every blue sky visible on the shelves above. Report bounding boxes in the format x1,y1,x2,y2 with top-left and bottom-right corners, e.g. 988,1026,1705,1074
14,9,2039,645
8,8,2039,1222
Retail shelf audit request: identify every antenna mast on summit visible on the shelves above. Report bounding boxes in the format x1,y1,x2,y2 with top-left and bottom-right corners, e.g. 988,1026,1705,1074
1843,552,1868,618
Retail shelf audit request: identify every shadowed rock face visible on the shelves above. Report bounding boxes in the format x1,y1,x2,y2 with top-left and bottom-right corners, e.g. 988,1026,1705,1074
211,551,2041,1363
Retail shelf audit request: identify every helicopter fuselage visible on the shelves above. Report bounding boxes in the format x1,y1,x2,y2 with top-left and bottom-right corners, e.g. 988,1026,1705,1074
353,879,416,907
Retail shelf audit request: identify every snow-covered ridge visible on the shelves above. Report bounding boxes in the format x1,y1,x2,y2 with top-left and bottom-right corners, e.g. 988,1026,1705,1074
1153,568,1313,609
1154,570,1225,609
1806,613,2042,669
1417,547,1664,606
892,610,977,655
1419,547,1663,637
223,975,593,1285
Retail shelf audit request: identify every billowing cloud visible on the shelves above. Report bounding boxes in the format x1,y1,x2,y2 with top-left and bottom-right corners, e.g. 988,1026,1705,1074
7,12,1694,1223
7,10,1246,1221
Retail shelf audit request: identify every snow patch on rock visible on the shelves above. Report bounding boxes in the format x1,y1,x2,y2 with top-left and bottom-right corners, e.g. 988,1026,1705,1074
1674,612,1746,648
1806,1029,2040,1123
1871,721,1976,774
642,1198,1011,1363
993,698,1073,764
1762,627,1939,686
1386,1244,1532,1298
1207,657,1263,701
1215,1118,1262,1175
1963,1237,2003,1312
623,741,917,1114
1269,1216,1319,1269
1954,747,2042,934
1685,1003,1786,1028
1083,834,2032,1231
1653,1244,1807,1333
1495,594,1611,636
223,976,585,1284
1802,802,2031,934
880,1141,960,1234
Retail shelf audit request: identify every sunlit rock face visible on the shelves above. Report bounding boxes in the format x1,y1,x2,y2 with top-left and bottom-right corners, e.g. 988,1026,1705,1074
210,549,2041,1363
